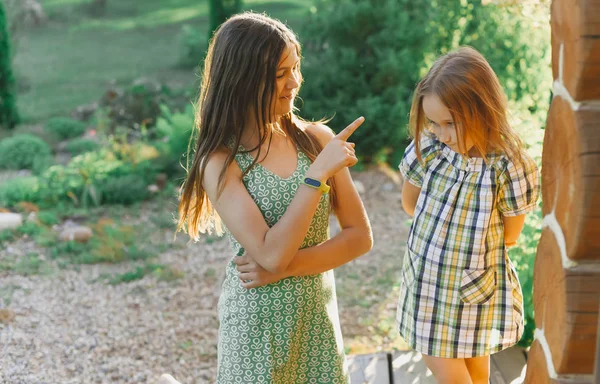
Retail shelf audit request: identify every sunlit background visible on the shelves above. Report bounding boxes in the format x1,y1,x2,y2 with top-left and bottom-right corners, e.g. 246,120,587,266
0,0,550,382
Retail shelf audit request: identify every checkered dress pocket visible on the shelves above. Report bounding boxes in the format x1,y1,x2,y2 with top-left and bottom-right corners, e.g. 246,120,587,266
460,268,497,305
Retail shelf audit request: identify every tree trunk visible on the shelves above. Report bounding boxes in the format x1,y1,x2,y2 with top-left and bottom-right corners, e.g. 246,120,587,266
208,0,242,40
0,1,20,129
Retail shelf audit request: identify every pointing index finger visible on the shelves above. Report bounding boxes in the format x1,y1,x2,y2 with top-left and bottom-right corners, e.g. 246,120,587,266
335,116,365,141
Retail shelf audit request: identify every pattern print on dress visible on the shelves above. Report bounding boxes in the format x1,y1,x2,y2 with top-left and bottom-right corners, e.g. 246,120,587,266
217,144,349,383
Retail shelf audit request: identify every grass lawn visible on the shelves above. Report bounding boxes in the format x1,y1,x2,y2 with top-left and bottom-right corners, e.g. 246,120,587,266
14,0,309,123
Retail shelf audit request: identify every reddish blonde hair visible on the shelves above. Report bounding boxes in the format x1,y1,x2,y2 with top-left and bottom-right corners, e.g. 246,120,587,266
409,46,524,163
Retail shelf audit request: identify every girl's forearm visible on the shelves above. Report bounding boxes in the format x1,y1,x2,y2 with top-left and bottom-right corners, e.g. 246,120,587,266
283,227,372,277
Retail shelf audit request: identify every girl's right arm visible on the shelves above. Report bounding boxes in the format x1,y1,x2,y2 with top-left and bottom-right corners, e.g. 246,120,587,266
401,180,421,217
203,117,364,274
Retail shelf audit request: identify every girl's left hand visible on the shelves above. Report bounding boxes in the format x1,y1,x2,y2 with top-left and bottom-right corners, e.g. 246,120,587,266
234,253,287,289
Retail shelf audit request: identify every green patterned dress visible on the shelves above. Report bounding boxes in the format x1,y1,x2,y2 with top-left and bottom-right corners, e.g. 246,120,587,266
216,145,348,383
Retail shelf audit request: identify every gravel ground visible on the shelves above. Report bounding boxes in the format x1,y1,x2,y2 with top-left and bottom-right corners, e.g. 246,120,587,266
0,166,411,383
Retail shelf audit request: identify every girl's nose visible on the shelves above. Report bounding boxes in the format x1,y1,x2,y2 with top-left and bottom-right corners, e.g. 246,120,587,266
287,72,300,89
287,77,300,89
439,130,451,143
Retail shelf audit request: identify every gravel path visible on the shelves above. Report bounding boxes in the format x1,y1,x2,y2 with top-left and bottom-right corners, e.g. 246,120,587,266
0,167,410,383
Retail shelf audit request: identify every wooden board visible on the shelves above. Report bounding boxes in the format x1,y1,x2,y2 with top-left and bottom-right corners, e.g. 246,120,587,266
541,97,600,261
551,0,600,100
533,230,600,375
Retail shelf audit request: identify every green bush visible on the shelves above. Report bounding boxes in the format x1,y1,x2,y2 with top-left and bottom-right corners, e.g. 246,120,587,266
155,105,194,177
0,176,44,206
100,174,149,205
40,150,124,205
99,79,169,133
511,207,542,347
299,0,551,161
37,211,60,226
178,25,208,68
0,134,52,172
66,138,100,156
45,117,87,140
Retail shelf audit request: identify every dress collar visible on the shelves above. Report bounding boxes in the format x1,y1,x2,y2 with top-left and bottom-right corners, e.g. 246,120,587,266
439,142,503,173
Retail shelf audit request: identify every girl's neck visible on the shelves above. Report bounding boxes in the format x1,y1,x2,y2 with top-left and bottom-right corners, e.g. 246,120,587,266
240,119,286,150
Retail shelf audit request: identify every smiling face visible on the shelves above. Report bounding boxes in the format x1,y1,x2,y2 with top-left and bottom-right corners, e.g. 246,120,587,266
422,93,474,155
273,45,301,117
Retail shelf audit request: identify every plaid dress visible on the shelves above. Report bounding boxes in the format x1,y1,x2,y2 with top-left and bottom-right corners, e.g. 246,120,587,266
396,134,539,358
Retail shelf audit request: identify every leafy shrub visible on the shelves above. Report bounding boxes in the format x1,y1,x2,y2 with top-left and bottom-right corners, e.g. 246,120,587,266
0,134,52,172
178,24,208,68
66,138,100,156
0,176,44,206
40,149,124,206
154,105,194,176
37,211,59,226
100,174,149,205
511,207,542,347
45,117,86,140
99,79,169,133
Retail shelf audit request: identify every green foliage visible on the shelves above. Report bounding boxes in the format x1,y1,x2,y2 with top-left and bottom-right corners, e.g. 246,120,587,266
511,207,542,347
101,174,149,205
208,0,242,40
13,253,49,276
99,80,170,133
0,228,15,245
16,221,42,237
0,176,44,207
0,134,52,172
155,105,194,176
66,138,100,156
37,211,60,226
427,1,551,115
45,117,87,140
49,221,154,265
107,263,183,285
41,149,123,206
0,2,19,128
300,0,551,160
178,25,208,68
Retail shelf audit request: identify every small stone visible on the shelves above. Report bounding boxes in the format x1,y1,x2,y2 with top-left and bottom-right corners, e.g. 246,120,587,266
0,213,23,231
58,226,93,243
0,308,16,324
381,182,395,192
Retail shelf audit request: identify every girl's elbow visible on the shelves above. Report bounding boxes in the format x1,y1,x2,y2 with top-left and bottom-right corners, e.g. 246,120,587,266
402,201,415,217
358,226,374,254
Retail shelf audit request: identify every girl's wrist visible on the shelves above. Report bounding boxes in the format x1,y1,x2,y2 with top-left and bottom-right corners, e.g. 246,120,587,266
305,166,328,181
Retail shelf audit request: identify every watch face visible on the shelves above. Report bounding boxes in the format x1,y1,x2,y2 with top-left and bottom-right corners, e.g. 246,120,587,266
304,178,321,187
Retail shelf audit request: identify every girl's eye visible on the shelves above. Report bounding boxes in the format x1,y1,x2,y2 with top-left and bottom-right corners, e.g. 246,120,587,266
276,73,285,79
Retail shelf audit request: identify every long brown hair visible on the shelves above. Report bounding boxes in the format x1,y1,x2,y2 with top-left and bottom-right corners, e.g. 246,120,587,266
409,46,524,164
177,12,337,240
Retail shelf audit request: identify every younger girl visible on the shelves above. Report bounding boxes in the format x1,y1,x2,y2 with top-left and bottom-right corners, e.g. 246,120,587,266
397,47,539,384
177,13,372,383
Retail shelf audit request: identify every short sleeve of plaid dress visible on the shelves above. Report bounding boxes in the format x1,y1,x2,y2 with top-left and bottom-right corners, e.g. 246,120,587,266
396,134,540,358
